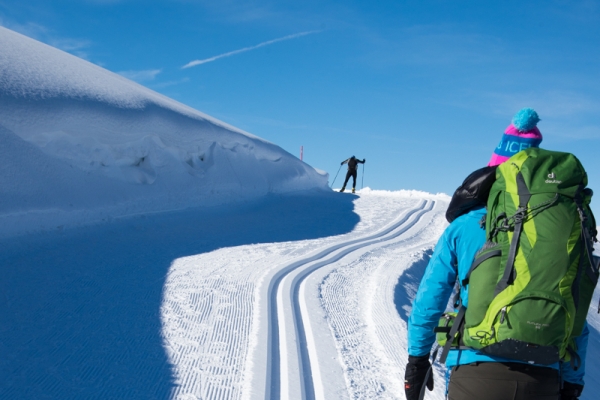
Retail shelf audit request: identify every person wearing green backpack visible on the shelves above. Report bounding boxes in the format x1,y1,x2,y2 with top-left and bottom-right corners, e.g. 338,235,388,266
405,110,594,400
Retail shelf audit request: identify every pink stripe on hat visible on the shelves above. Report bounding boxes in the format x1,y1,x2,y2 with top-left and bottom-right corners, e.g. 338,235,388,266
488,153,509,167
505,124,542,139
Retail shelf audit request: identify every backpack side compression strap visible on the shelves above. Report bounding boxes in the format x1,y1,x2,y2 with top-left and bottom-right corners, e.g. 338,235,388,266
494,172,531,296
439,305,466,364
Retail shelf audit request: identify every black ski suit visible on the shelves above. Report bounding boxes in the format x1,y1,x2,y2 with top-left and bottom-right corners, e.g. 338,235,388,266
340,156,365,189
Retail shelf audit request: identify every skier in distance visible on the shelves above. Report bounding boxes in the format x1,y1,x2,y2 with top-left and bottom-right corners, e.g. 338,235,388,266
339,155,365,193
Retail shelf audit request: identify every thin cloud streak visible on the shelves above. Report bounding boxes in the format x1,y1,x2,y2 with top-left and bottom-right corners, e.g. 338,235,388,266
117,69,163,82
182,30,320,69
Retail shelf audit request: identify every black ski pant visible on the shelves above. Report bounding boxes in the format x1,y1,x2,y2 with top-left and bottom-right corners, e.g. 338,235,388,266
447,362,560,400
342,170,358,189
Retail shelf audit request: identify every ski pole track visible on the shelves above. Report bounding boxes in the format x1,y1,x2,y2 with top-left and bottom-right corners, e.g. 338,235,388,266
266,199,436,400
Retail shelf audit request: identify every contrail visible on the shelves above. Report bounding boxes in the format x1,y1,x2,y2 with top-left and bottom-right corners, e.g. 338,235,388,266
182,30,320,69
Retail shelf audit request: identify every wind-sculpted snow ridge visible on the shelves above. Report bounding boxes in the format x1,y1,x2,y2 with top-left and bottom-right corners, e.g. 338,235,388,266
0,26,327,238
0,28,247,134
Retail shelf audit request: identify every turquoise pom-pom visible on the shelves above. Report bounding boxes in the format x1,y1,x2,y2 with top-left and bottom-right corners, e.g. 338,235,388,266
512,108,540,132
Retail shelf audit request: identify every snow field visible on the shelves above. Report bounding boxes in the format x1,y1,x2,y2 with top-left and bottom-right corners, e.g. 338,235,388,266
159,190,600,400
159,191,447,399
263,198,446,400
162,274,254,399
284,200,436,400
4,185,599,399
1,192,357,399
162,245,278,400
317,200,449,399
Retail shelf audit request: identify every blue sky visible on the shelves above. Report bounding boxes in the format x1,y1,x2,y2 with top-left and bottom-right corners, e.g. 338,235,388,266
2,1,600,203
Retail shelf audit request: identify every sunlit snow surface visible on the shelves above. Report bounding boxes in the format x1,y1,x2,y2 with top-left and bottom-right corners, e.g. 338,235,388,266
0,26,327,239
159,189,600,400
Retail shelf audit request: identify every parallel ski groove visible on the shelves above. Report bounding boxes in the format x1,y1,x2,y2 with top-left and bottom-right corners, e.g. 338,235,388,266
265,200,434,400
319,205,446,399
292,200,435,400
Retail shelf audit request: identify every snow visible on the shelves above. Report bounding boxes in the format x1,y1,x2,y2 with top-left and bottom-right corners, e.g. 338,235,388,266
0,26,328,239
1,25,600,400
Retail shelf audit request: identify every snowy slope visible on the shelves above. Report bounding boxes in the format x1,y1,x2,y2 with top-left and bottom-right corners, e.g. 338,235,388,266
0,26,327,238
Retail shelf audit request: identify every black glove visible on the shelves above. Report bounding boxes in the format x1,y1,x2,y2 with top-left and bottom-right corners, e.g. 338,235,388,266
405,355,433,400
561,382,583,400
363,159,366,163
340,161,344,165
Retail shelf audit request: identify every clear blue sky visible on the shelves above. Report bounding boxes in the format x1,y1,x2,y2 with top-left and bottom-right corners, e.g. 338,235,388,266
2,1,600,204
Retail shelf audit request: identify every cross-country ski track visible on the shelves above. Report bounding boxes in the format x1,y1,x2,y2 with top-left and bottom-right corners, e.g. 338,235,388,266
265,199,434,400
160,191,450,400
1,191,451,400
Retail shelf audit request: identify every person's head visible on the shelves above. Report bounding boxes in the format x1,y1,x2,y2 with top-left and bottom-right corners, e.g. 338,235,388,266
446,165,497,223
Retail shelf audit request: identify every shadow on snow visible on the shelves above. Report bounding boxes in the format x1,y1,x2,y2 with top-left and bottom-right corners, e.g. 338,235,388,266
394,249,433,323
0,191,359,399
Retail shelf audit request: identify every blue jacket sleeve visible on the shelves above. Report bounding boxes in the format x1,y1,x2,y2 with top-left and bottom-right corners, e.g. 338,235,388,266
561,322,589,385
407,229,458,357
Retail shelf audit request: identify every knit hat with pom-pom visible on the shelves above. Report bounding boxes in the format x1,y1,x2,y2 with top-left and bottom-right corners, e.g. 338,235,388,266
488,108,543,167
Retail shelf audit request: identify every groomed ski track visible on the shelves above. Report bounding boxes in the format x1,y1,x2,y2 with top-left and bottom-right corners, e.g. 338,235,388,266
161,192,450,400
263,199,436,400
7,190,600,399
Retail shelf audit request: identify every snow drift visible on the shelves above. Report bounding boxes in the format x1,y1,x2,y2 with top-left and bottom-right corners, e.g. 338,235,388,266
0,26,328,238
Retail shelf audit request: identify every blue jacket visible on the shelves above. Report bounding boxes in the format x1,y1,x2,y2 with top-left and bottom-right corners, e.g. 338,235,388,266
407,207,589,385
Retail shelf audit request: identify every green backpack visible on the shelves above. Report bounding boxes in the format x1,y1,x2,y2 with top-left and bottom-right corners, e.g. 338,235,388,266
440,148,598,365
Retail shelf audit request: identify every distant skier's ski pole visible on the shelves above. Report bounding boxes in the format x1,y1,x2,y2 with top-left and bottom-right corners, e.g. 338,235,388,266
331,164,342,188
361,163,365,189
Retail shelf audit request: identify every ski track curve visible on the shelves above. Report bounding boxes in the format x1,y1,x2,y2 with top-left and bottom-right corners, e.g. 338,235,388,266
318,201,448,400
160,193,448,400
266,199,436,400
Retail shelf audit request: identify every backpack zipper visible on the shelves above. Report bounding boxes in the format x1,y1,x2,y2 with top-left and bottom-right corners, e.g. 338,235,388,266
499,306,508,324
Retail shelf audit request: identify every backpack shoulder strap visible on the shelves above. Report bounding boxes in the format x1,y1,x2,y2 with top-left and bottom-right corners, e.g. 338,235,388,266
494,172,531,296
